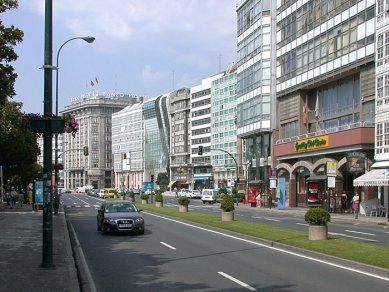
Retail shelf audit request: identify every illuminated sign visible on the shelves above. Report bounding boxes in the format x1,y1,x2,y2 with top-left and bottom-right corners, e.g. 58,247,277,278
295,135,329,152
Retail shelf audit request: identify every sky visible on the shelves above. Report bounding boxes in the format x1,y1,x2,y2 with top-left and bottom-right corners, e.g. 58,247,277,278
3,0,238,114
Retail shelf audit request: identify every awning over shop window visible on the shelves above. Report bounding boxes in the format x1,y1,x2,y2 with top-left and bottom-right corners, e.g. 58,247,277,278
192,177,210,181
306,174,327,181
353,169,389,187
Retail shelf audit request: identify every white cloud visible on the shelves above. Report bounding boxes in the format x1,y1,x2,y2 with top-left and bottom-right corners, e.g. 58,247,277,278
142,64,167,82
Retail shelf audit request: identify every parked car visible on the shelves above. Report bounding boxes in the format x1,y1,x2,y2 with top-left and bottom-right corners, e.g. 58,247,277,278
103,188,117,199
178,189,190,197
190,190,201,199
201,189,218,204
88,189,98,197
97,189,104,198
97,201,144,235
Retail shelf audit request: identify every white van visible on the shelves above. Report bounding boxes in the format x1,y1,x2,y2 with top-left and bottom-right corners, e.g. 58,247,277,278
201,189,217,204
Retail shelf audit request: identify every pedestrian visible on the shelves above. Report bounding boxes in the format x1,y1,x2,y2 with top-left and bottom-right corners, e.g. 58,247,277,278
352,192,359,213
256,192,262,208
268,193,272,209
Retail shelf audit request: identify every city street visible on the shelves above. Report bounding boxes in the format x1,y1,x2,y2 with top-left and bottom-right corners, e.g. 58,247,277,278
63,193,389,291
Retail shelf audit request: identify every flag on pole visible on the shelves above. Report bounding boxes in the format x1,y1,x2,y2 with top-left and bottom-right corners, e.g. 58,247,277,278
303,96,309,129
315,91,321,131
95,77,98,84
90,79,94,86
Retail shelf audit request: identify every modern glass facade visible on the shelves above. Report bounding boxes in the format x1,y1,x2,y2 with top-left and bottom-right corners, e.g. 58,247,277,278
235,0,276,188
211,66,238,188
275,0,376,208
143,94,170,183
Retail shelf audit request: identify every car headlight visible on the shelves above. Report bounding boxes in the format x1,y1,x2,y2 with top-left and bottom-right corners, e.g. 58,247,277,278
104,218,115,223
135,217,144,223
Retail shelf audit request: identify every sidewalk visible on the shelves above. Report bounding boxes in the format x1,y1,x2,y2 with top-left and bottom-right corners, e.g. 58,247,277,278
0,203,79,292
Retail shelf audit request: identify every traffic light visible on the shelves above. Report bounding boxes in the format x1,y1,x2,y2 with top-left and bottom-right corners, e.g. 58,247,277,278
83,146,89,156
198,145,203,155
151,174,154,182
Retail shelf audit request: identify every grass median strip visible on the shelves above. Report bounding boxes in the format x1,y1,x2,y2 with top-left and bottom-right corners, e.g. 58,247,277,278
136,203,389,270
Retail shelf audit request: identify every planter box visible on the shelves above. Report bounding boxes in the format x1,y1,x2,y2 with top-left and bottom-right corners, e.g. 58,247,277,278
308,225,328,240
155,201,163,208
141,199,148,204
222,211,234,221
179,205,188,212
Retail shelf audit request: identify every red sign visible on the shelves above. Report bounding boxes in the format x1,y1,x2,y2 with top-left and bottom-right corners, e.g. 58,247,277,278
248,185,261,203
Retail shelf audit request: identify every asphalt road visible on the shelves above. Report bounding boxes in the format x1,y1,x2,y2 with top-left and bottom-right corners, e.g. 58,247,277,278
63,193,389,291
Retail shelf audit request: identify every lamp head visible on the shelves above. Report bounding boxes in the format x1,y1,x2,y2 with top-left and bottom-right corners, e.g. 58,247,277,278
82,36,95,43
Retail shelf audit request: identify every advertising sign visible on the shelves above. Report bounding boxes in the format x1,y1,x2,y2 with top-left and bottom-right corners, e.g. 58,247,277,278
35,180,43,204
247,185,261,203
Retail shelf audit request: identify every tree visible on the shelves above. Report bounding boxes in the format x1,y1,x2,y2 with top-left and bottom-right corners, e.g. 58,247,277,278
157,172,169,189
0,0,24,104
0,1,40,190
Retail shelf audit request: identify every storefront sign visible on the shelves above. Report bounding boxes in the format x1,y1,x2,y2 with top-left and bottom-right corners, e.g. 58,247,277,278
346,151,366,173
326,161,337,176
295,135,329,152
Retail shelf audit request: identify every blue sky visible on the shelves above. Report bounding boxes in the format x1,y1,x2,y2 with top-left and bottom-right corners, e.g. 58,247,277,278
4,0,237,114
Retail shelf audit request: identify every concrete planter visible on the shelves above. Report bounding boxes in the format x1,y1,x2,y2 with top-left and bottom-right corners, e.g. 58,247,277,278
141,199,148,204
222,211,234,221
129,197,135,202
155,201,163,208
179,205,188,212
308,225,328,240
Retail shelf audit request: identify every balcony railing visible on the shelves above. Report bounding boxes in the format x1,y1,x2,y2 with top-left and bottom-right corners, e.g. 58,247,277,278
275,121,375,145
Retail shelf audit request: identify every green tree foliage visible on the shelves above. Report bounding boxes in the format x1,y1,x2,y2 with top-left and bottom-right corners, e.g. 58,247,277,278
156,172,169,188
0,0,24,104
0,1,41,190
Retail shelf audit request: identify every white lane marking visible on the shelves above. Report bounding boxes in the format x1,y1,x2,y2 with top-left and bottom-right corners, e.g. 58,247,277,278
94,205,100,208
266,218,280,222
296,223,309,226
218,272,256,291
252,216,263,219
84,205,91,208
345,230,376,236
75,205,81,208
329,232,379,242
160,242,176,250
144,212,389,282
235,213,244,217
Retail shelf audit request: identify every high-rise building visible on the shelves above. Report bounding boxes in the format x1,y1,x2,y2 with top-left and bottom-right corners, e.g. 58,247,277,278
235,0,277,198
211,65,239,190
190,74,223,190
61,91,141,190
169,88,192,190
274,0,376,208
143,93,170,187
112,102,144,191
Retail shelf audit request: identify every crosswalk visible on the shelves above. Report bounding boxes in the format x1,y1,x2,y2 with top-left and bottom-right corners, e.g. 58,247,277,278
64,202,101,209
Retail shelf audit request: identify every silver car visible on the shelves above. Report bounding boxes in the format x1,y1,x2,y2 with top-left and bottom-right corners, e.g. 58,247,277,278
97,201,144,235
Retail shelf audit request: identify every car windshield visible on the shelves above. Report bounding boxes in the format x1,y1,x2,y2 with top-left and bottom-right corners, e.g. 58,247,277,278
105,203,136,213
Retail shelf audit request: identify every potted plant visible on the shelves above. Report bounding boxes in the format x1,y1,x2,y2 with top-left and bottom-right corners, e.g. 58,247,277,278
119,191,126,200
304,207,331,240
155,191,164,207
220,194,235,221
178,196,190,212
128,190,135,202
140,193,149,204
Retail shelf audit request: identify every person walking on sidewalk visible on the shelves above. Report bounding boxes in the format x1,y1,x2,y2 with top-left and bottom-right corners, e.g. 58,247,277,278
352,192,359,213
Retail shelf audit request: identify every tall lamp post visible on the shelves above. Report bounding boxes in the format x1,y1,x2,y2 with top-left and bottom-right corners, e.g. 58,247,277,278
53,36,95,214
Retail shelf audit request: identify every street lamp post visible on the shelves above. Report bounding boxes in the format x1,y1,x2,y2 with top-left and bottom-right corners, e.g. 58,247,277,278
53,36,95,215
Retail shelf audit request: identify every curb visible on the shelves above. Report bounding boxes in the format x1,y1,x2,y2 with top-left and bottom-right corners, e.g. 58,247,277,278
66,216,97,292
